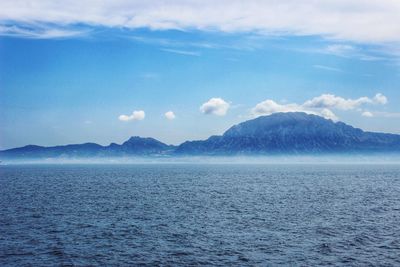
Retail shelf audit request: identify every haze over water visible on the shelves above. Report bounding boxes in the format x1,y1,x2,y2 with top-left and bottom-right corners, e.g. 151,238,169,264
1,164,399,266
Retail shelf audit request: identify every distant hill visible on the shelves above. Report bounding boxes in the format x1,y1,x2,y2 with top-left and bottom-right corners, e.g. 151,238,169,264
107,136,175,156
1,112,400,159
0,136,175,159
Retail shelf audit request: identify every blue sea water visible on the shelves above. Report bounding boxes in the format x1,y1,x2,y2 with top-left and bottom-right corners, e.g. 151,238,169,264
0,164,399,266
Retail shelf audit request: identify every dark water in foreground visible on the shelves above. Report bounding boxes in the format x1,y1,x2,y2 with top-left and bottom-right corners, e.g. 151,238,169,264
0,164,399,266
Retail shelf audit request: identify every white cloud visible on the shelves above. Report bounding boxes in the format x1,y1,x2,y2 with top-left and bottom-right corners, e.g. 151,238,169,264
252,100,304,115
320,108,339,121
373,93,388,104
165,111,176,120
303,94,371,110
362,111,373,117
1,1,400,43
251,99,338,121
252,93,388,121
303,93,387,110
118,110,145,121
200,98,230,116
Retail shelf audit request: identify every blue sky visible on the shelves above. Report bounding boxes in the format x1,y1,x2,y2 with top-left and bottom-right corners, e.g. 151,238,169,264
1,1,400,149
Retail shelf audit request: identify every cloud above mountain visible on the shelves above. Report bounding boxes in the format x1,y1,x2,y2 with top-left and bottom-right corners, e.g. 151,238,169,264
373,93,388,105
252,93,387,121
1,1,400,43
200,98,230,116
303,93,387,110
251,99,338,121
118,110,145,121
362,111,374,117
165,111,176,120
252,100,304,116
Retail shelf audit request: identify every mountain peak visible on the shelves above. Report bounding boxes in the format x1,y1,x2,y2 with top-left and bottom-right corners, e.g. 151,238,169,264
120,136,173,154
223,112,343,138
125,136,155,142
123,136,167,146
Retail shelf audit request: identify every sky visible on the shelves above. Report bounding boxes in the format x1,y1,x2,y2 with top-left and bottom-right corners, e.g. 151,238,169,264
1,0,400,149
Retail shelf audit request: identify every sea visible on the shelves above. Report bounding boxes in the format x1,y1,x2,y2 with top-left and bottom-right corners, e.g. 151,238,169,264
1,163,399,266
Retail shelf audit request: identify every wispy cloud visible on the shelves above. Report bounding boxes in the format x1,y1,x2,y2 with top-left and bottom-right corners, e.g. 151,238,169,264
1,1,400,44
140,72,159,79
313,65,343,73
161,48,200,56
324,44,356,57
362,111,400,118
130,36,220,49
0,23,88,39
316,44,385,61
362,111,373,117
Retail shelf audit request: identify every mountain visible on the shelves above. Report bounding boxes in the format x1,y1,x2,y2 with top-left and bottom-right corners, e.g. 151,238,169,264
0,136,174,159
175,112,400,155
107,136,175,156
0,143,104,159
1,112,400,159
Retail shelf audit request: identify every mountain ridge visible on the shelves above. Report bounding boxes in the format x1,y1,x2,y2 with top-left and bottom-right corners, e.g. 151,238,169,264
1,112,400,159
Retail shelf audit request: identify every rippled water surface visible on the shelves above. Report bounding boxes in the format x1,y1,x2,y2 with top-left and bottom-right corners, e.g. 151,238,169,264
1,164,400,266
